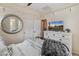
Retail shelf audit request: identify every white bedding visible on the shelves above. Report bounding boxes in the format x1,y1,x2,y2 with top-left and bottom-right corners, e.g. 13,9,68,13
0,37,8,56
0,37,6,50
0,38,44,56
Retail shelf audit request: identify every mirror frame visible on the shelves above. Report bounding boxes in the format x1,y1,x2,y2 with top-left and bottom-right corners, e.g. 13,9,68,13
1,14,23,34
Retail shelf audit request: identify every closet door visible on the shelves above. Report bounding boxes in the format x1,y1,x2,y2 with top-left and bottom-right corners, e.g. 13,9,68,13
24,18,34,39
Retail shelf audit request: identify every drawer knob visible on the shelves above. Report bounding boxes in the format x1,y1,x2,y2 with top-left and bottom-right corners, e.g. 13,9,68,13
62,36,65,37
59,39,62,41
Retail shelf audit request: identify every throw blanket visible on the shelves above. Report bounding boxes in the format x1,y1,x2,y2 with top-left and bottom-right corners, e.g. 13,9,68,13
41,39,70,56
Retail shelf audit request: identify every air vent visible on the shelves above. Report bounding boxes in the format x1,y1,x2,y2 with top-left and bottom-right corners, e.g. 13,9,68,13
42,6,51,10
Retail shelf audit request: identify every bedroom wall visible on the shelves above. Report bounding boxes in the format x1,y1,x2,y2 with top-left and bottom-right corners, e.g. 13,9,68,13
0,6,41,45
42,4,79,54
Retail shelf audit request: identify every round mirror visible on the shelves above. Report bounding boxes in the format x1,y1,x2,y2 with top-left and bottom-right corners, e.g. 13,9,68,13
1,14,23,34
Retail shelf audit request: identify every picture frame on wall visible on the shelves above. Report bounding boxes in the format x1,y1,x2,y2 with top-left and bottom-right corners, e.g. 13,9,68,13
48,21,64,31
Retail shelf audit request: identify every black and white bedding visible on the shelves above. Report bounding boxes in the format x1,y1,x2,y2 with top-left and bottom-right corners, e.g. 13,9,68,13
41,39,70,56
0,37,70,56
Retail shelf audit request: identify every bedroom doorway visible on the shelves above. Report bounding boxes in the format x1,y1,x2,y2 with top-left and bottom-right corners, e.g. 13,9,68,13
41,19,47,38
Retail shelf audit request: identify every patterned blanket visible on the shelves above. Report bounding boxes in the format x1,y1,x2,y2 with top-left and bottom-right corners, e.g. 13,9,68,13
41,39,70,56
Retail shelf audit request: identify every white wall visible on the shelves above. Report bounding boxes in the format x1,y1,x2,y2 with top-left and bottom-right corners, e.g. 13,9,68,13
42,4,79,54
0,6,41,45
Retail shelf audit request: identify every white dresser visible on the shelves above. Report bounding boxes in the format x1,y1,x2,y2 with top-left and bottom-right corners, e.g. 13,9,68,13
44,31,72,55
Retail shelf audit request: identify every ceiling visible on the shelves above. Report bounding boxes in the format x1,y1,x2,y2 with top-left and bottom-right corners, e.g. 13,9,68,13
0,3,79,14
15,3,79,13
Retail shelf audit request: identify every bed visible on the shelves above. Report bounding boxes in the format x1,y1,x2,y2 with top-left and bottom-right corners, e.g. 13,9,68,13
0,38,44,56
